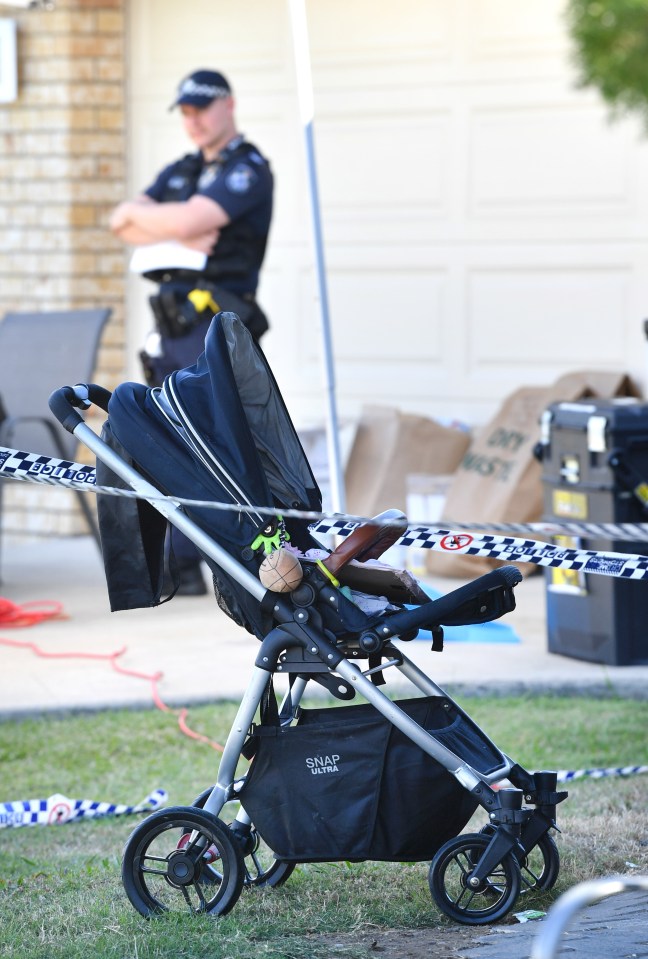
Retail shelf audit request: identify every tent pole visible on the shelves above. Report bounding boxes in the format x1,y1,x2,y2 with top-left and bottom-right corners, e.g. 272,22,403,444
288,0,346,513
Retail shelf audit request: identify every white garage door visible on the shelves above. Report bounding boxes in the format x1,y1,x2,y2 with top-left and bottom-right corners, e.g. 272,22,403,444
127,0,648,429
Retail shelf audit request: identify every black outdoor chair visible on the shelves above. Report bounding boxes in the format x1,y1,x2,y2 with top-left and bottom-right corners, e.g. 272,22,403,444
0,308,111,581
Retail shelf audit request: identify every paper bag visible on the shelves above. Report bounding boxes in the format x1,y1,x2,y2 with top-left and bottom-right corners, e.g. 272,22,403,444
427,370,641,578
345,406,471,519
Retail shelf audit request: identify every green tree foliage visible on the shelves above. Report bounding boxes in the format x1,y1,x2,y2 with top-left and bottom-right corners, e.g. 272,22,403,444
566,0,648,128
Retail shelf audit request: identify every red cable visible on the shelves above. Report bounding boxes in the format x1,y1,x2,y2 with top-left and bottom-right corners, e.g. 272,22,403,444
0,596,224,751
0,597,66,628
177,708,224,748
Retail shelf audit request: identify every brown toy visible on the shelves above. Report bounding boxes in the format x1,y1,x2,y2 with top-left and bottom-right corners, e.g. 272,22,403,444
258,548,304,593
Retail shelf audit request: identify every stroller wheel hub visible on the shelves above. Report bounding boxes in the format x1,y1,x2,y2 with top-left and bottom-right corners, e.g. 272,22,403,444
167,850,200,886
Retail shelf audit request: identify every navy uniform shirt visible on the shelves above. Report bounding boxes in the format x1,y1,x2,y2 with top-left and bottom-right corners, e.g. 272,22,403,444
144,136,273,295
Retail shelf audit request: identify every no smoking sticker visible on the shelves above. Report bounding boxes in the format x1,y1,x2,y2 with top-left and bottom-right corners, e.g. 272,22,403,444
440,534,473,551
47,797,72,824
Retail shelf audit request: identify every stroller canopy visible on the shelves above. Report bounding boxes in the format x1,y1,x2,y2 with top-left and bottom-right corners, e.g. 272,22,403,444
97,313,321,635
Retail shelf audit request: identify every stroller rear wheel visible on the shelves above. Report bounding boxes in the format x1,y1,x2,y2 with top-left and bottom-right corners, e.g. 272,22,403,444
429,832,521,925
192,787,295,888
241,829,296,888
479,824,560,892
121,806,245,917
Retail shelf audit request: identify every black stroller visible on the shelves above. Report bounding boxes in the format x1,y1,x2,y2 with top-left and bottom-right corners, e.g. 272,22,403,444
48,312,567,926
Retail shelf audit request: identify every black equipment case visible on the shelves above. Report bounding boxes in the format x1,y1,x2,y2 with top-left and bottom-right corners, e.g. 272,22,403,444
537,398,648,666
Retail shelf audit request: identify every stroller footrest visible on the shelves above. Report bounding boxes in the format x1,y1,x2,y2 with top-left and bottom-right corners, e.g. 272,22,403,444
378,565,522,639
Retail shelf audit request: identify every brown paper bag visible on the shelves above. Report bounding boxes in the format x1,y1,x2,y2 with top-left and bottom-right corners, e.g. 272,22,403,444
345,405,470,519
427,370,641,578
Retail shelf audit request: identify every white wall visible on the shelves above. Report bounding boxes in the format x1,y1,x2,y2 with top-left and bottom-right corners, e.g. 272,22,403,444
126,0,648,430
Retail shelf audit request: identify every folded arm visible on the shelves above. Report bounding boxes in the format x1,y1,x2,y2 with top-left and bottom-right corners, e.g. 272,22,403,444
109,194,228,250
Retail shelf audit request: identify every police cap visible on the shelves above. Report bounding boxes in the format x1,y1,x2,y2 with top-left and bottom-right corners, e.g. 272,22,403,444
170,69,232,110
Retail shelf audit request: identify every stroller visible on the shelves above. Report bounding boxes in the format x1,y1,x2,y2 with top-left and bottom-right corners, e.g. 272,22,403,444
48,312,567,926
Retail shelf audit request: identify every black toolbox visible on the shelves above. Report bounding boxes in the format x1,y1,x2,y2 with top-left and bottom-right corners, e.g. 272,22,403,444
537,398,648,666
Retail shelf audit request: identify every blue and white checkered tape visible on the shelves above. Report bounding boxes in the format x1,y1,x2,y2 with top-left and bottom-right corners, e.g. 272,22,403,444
0,788,167,828
4,444,648,580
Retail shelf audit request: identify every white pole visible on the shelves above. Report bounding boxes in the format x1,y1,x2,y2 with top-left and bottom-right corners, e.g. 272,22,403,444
288,0,346,513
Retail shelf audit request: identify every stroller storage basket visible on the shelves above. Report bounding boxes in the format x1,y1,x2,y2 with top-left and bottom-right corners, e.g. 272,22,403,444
240,695,504,863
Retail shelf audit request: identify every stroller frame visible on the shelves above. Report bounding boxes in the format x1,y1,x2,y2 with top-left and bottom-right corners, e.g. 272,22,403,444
49,379,568,927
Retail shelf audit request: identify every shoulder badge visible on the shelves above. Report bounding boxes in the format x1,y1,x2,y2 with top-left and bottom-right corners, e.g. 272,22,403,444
225,163,257,194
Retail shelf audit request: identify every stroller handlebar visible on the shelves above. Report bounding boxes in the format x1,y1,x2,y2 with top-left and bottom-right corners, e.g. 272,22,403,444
49,383,112,433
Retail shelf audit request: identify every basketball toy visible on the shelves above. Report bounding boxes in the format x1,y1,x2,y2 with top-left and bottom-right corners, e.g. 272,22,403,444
258,548,303,593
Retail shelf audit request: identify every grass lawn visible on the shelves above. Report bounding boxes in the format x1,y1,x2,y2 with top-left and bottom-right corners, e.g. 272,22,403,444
0,696,646,959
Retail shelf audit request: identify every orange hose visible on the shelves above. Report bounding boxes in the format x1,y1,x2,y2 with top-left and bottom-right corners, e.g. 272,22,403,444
0,597,223,751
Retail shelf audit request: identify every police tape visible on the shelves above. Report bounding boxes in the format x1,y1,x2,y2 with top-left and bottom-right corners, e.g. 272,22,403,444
309,519,648,581
0,787,167,828
556,765,648,783
4,444,648,581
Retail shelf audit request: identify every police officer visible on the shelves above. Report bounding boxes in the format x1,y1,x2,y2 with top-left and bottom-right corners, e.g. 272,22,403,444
110,68,273,595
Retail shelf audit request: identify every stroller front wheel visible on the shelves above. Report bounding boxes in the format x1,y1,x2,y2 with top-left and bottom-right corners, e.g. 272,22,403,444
429,832,521,925
518,831,560,892
121,806,245,917
478,823,560,892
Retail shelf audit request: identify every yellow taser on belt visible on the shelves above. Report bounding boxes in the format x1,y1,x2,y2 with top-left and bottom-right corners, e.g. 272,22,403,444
187,289,220,315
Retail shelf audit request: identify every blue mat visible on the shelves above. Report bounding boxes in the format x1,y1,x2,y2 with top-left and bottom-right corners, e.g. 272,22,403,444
410,584,521,644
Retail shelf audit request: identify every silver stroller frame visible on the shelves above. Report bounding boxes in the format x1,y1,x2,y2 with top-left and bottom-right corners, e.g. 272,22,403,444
49,383,567,926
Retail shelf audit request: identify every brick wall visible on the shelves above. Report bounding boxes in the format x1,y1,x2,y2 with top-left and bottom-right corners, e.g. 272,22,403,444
0,0,127,541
